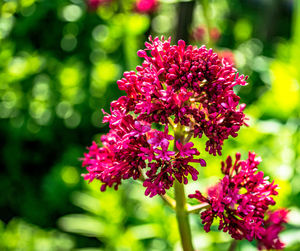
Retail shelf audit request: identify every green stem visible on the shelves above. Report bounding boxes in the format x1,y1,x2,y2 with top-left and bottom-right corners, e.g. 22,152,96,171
187,202,210,214
174,180,194,251
174,129,194,251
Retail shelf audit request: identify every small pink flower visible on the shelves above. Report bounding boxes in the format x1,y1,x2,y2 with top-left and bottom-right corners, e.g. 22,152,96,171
176,141,199,158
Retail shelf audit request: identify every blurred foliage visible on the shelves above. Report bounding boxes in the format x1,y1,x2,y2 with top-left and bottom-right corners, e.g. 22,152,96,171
0,0,299,250
0,218,74,251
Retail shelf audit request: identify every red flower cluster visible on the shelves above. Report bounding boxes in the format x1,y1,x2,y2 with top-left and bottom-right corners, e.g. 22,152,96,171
82,117,204,197
82,37,248,196
120,37,248,155
258,209,289,250
83,37,246,196
189,152,288,249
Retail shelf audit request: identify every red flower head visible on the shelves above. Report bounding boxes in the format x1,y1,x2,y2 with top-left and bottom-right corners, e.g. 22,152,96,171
189,152,288,249
82,37,248,196
258,209,289,250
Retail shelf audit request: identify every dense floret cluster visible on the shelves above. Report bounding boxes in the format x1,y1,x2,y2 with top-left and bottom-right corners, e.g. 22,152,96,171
118,37,248,155
189,152,287,249
82,37,248,196
82,113,205,197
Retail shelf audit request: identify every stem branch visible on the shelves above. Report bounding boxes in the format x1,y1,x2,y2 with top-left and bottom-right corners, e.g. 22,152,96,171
161,194,176,209
138,168,176,209
187,202,210,214
174,130,194,251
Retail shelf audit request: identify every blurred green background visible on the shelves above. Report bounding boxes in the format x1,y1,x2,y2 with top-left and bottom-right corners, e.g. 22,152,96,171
0,0,299,250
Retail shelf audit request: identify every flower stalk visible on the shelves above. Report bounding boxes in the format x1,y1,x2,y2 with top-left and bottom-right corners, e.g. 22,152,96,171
174,180,194,251
174,128,194,251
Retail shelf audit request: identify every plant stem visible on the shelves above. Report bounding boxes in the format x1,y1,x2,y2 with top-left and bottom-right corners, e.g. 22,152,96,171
228,240,238,251
174,180,194,251
174,129,194,251
160,194,176,209
187,202,210,214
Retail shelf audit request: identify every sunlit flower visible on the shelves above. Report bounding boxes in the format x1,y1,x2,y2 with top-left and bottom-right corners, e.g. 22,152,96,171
126,37,248,155
82,37,248,196
189,152,284,246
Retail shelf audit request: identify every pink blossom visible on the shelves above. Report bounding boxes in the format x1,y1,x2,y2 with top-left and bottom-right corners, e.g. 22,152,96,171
176,141,199,158
147,126,173,149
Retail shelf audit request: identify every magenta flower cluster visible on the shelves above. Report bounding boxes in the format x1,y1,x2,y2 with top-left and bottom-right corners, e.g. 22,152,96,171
257,209,289,250
118,37,247,155
82,37,247,197
82,37,288,250
189,152,288,249
82,117,204,197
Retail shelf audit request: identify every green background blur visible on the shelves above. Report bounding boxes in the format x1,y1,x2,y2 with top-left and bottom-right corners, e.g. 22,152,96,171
0,0,299,250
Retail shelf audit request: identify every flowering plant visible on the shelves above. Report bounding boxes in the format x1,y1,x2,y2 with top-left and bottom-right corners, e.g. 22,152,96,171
82,37,288,251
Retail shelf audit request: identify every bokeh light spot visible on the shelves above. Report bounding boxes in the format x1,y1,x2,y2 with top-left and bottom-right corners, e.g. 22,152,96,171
63,5,82,22
61,35,77,51
61,166,79,186
64,111,81,128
